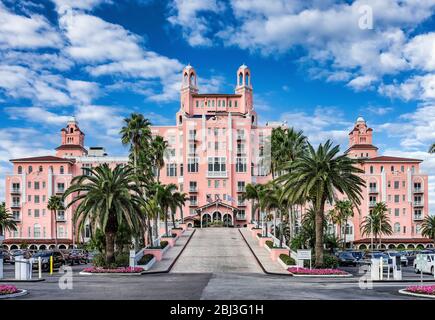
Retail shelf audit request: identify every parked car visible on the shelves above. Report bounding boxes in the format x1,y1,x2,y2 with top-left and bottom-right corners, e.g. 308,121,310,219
413,254,435,275
361,252,393,271
385,251,408,266
31,250,66,272
8,249,32,263
68,249,89,265
0,249,11,263
338,251,358,266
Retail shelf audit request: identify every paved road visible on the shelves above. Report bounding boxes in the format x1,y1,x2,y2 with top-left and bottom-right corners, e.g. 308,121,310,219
171,228,262,273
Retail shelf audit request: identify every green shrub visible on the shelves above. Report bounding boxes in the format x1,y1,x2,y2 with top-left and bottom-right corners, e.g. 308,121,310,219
172,227,183,230
279,254,296,266
92,253,106,267
138,254,154,265
265,240,274,248
162,234,176,238
114,252,130,267
322,254,339,268
160,241,169,249
256,233,262,237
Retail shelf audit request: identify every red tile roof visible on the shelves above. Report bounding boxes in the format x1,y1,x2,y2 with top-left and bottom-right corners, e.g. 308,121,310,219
354,238,432,244
366,156,422,162
10,156,75,163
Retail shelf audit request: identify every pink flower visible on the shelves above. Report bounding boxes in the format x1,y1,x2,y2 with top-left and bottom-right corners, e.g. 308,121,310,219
83,267,144,273
405,285,435,295
288,267,347,275
0,285,19,295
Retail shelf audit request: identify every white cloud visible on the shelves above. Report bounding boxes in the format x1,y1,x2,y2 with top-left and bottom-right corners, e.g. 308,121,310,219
0,3,62,49
366,106,393,116
66,79,100,105
52,0,111,13
347,75,377,91
404,32,435,72
5,107,71,125
379,74,435,102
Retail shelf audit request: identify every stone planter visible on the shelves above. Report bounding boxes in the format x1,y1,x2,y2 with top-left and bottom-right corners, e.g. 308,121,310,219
143,245,169,261
251,228,262,238
265,246,289,262
257,235,273,248
161,236,177,247
171,228,184,237
278,257,297,270
138,256,156,271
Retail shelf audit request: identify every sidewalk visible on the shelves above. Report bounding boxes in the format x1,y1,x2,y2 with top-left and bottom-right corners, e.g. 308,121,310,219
143,229,195,273
239,228,288,275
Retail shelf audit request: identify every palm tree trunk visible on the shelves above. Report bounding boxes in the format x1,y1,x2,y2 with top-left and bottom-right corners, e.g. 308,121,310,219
171,209,176,230
164,210,169,236
279,210,284,248
147,217,153,246
180,206,184,224
273,210,277,238
105,231,116,264
315,201,325,268
257,206,260,229
251,200,255,224
342,220,347,250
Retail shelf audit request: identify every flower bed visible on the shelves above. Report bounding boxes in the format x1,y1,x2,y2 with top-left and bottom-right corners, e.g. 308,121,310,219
0,285,18,295
405,285,435,296
82,266,144,274
288,267,349,276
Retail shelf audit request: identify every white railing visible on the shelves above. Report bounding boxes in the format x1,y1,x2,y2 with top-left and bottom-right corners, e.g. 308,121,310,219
206,171,228,178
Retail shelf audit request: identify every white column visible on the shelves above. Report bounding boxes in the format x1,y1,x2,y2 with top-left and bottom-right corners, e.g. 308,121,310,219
48,167,53,197
381,169,387,202
407,168,412,203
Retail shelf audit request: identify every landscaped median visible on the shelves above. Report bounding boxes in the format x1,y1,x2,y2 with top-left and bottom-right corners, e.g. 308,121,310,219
399,285,435,299
287,267,352,277
80,266,144,275
0,285,28,299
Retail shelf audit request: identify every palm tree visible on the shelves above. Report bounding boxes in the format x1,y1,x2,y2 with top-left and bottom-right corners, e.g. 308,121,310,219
154,183,178,236
47,195,65,248
421,216,435,246
0,202,17,237
120,113,152,173
172,192,188,226
63,164,144,264
151,136,168,183
360,202,392,248
278,140,365,267
142,197,160,245
429,143,435,154
243,183,263,227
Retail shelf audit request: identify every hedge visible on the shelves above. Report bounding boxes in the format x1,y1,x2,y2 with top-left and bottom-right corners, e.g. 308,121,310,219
138,254,154,265
279,254,296,266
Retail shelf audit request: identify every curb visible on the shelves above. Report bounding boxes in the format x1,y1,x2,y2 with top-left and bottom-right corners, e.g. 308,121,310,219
0,289,28,299
79,272,143,276
0,279,45,283
398,289,435,299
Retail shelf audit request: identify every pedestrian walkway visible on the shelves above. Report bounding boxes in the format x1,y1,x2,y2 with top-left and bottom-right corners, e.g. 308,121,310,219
239,228,288,275
143,229,195,273
171,228,262,273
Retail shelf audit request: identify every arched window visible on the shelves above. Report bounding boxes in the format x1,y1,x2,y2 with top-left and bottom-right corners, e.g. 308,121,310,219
179,115,182,125
49,166,53,173
238,72,243,86
246,72,250,86
39,166,43,172
17,166,22,174
391,166,394,173
369,166,374,174
183,72,188,85
70,127,73,134
251,115,255,124
28,166,33,174
189,73,195,86
60,166,64,174
380,166,384,172
394,223,401,233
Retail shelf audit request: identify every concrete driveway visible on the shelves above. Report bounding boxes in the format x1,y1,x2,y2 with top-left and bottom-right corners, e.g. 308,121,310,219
171,228,262,273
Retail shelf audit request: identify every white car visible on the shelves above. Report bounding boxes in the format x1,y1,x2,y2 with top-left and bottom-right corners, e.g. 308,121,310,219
413,254,435,275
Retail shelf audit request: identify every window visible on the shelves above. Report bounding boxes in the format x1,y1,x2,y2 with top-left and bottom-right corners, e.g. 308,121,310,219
394,223,400,233
401,165,404,172
380,166,384,172
60,166,64,174
235,101,238,108
214,180,219,188
238,181,245,192
28,195,31,202
414,182,422,191
394,195,400,203
229,101,232,108
57,183,65,193
388,181,391,188
17,166,22,174
208,180,211,187
166,163,177,177
189,195,197,206
236,157,247,173
187,158,199,173
180,164,183,177
38,166,43,172
394,181,399,189
391,166,394,173
394,208,399,216
42,181,46,188
11,183,20,192
34,209,40,218
34,195,40,204
34,224,41,238
403,226,406,234
237,195,245,206
28,166,33,173
369,166,374,174
196,101,199,108
402,208,406,216
369,182,377,192
208,157,226,173
189,181,197,192
345,224,353,235
34,181,40,190
28,209,31,216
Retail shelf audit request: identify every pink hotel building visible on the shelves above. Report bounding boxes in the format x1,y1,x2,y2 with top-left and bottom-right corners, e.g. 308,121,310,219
2,65,432,250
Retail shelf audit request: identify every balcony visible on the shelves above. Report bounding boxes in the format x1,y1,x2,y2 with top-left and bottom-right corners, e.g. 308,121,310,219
56,188,65,194
189,187,198,193
188,134,197,141
413,187,424,193
237,187,246,193
369,201,377,207
206,171,228,178
236,214,246,220
368,188,378,193
189,200,198,207
10,188,21,194
11,202,21,208
413,215,424,221
12,215,21,222
188,150,197,156
413,201,424,207
238,201,247,207
56,215,66,222
237,134,246,140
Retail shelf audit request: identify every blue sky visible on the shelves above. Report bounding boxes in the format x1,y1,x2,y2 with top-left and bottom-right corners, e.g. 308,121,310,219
0,0,434,208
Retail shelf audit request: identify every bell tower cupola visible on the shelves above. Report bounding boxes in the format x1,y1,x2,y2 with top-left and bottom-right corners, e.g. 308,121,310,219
56,117,88,157
180,64,199,115
235,64,253,114
345,116,378,159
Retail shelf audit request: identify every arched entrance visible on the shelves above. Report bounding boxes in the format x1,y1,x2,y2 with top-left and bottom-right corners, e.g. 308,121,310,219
10,245,18,250
58,245,67,250
29,245,37,250
39,245,47,250
212,211,222,222
223,214,232,227
202,213,212,227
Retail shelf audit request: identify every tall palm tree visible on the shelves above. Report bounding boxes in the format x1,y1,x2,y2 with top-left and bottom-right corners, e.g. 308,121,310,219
142,197,160,245
421,216,435,246
278,140,365,267
243,183,263,227
0,202,17,237
172,192,188,226
154,183,178,236
63,164,144,264
47,195,65,248
120,113,152,173
360,202,392,247
429,143,435,154
151,135,168,183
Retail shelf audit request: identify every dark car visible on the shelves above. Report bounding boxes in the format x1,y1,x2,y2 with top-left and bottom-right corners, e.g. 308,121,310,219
31,250,66,272
338,251,358,266
0,249,11,263
68,249,88,265
349,251,364,261
8,249,32,263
